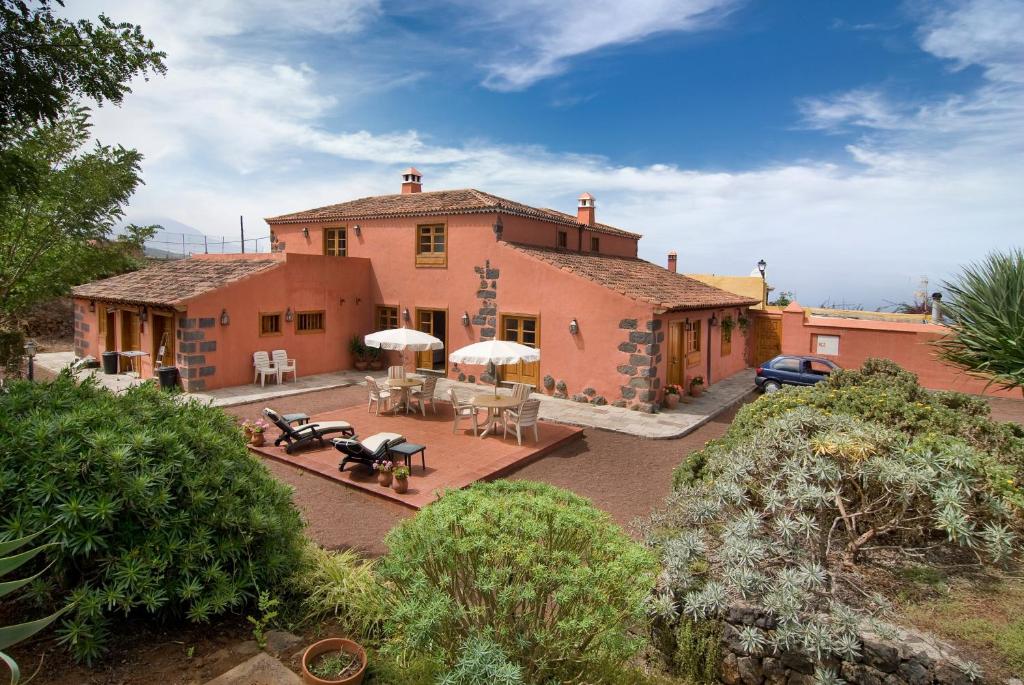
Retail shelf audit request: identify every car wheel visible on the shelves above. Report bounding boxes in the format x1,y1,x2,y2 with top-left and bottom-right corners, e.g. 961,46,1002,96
762,381,782,394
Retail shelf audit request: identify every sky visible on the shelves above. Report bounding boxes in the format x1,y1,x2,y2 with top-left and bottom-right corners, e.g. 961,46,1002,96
65,0,1024,308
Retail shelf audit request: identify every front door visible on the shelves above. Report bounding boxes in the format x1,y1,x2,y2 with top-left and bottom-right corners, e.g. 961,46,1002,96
119,310,140,372
752,315,781,365
104,309,116,351
667,321,684,386
415,309,447,372
151,313,175,368
499,314,540,388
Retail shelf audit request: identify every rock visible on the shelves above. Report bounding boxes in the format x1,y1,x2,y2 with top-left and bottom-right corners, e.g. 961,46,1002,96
722,652,742,685
841,662,887,685
780,650,814,675
762,657,786,685
933,659,973,685
785,672,815,685
264,630,303,657
727,602,758,626
591,396,607,406
862,633,900,673
898,657,932,685
582,386,596,397
611,399,627,408
737,656,765,685
204,652,301,685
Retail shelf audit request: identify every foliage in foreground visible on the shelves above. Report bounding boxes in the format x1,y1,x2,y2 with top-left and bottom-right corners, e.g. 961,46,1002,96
379,480,658,683
645,403,1021,676
936,248,1024,394
0,374,306,661
291,544,388,640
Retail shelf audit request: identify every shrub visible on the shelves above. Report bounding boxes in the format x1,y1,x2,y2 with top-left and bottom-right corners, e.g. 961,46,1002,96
437,636,523,685
646,407,1021,668
673,617,721,685
291,544,389,639
0,374,306,661
379,480,658,683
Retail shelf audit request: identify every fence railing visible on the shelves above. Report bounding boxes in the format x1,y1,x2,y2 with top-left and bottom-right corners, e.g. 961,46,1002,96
143,231,271,258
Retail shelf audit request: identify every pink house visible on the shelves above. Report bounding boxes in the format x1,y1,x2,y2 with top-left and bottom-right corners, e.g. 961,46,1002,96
72,169,758,409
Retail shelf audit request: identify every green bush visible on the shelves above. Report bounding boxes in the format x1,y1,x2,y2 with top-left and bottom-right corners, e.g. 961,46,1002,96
673,618,721,685
0,374,306,661
438,636,523,685
379,480,658,684
291,544,389,639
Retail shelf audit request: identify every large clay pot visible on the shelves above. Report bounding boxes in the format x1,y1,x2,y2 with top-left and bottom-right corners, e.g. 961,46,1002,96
302,638,366,685
690,384,703,398
377,471,393,487
250,433,265,447
354,361,369,371
664,394,680,410
393,478,409,494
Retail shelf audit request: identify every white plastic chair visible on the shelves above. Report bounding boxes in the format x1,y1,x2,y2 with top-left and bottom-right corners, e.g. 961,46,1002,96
365,376,393,415
411,376,438,415
253,351,277,387
272,349,297,383
449,388,480,436
504,399,541,446
387,365,406,380
510,382,532,405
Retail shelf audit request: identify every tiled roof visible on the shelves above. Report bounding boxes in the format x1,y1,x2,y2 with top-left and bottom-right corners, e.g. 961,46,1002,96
507,243,761,311
72,258,281,307
266,188,642,239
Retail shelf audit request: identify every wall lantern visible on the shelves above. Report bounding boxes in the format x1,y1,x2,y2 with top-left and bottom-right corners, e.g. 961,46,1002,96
569,318,579,335
354,224,361,237
140,306,148,323
757,259,767,278
340,298,346,306
302,226,310,239
709,313,718,327
285,307,294,322
220,309,230,326
492,216,503,241
356,297,362,305
88,300,96,313
461,312,470,326
402,308,410,322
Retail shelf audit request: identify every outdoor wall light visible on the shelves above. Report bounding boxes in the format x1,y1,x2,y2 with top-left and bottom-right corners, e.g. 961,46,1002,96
569,318,579,335
302,227,310,239
492,216,503,241
354,224,361,237
220,309,230,326
140,306,148,323
340,298,346,306
685,319,693,331
285,307,293,322
356,297,362,305
709,313,718,327
88,300,96,313
402,308,410,322
461,312,470,326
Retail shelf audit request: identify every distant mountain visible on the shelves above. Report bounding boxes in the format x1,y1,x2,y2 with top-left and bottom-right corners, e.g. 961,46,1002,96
117,216,233,255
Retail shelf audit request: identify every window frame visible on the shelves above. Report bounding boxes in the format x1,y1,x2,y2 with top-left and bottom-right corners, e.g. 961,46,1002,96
685,320,702,367
415,223,447,267
295,310,326,334
590,235,600,252
376,305,399,331
323,227,347,256
259,312,283,337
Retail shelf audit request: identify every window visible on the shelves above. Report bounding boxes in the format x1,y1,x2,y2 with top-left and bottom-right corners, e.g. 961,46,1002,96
773,358,801,372
814,334,840,356
556,230,568,249
685,320,701,366
590,236,600,252
416,223,446,267
260,313,282,336
721,324,732,357
324,228,346,256
376,305,399,330
296,310,325,333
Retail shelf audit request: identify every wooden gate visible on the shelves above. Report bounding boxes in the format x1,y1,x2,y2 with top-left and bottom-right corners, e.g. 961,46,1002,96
752,314,781,365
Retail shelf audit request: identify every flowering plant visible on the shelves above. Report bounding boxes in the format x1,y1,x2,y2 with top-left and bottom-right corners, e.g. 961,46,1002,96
664,384,683,396
249,419,269,434
373,460,394,473
393,465,410,480
689,376,705,387
242,420,254,432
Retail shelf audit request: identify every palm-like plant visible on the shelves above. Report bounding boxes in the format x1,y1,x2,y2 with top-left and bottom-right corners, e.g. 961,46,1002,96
936,248,1024,395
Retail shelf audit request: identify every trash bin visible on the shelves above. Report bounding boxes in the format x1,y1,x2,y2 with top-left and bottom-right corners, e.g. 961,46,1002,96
102,351,119,375
158,366,179,390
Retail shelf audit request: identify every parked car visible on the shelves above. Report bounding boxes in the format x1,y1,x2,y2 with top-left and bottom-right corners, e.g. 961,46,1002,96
755,355,840,393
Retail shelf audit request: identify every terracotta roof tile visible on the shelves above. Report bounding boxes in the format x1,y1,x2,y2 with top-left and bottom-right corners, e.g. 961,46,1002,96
72,257,281,307
506,243,761,311
266,188,641,239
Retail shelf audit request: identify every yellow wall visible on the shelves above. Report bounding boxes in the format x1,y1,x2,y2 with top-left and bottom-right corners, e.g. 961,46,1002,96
686,274,766,310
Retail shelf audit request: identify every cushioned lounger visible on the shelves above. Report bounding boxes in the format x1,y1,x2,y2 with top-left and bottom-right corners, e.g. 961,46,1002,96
334,432,405,473
263,408,355,454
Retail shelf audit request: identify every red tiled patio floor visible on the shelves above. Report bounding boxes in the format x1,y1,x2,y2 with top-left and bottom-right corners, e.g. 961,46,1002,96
248,402,583,509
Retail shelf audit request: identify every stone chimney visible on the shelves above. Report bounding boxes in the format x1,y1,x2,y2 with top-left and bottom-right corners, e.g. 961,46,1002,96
401,167,422,194
931,292,942,322
577,192,595,225
667,251,678,273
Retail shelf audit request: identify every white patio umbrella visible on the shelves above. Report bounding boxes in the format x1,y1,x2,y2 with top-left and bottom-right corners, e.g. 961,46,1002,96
364,327,444,352
449,340,540,396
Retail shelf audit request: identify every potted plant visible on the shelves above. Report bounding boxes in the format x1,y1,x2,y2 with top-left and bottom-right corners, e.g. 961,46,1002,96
392,465,410,494
663,384,682,409
349,335,368,371
690,376,705,397
366,346,384,371
250,419,269,447
301,637,367,685
242,420,254,442
373,459,394,487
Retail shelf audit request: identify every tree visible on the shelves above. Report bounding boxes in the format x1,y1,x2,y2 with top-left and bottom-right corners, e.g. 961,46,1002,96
0,108,155,322
769,290,794,307
935,249,1024,395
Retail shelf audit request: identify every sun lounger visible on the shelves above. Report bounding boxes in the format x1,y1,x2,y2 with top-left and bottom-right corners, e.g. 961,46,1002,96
263,408,354,454
334,432,405,473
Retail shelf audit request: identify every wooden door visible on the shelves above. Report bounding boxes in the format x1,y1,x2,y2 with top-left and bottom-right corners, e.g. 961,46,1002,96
119,311,140,372
499,314,539,387
415,309,447,372
667,321,684,386
151,313,175,368
752,315,781,365
104,309,116,351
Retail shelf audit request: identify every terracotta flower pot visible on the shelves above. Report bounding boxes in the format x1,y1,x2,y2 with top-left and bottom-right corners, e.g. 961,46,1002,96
354,361,368,371
392,477,408,494
301,638,366,685
250,433,265,447
690,385,703,398
664,394,679,409
377,472,393,487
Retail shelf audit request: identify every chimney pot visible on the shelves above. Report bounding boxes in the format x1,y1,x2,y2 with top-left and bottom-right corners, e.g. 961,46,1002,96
401,166,422,194
577,192,595,225
667,251,678,273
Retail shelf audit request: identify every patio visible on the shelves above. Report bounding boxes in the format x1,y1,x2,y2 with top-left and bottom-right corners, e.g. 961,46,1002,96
247,400,583,509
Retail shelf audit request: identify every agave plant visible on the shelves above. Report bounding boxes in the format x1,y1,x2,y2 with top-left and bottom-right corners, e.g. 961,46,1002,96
1,529,69,685
936,248,1024,396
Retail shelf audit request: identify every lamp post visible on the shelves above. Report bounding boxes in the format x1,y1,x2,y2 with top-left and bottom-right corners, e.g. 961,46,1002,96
757,259,767,307
24,338,37,382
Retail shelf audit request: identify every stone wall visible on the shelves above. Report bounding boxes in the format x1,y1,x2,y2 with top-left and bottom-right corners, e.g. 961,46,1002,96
614,318,663,413
176,316,217,391
718,603,1011,685
72,301,90,358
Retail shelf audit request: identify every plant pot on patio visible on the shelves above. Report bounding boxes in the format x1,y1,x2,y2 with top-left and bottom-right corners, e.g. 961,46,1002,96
374,459,393,487
250,432,265,447
301,637,366,685
392,466,410,494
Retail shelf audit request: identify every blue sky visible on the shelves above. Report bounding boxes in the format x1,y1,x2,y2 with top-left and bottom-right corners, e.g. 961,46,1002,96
69,0,1023,308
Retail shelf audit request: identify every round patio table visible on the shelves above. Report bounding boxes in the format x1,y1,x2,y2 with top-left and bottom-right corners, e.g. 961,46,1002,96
387,378,423,414
472,395,520,439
